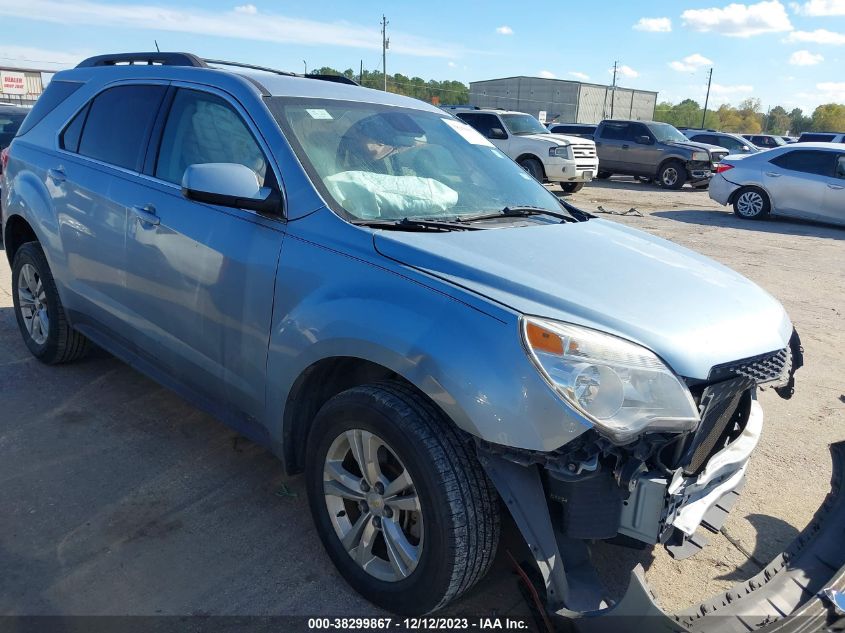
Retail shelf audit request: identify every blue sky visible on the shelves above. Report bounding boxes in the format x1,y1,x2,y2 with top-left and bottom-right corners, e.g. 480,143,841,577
1,0,843,113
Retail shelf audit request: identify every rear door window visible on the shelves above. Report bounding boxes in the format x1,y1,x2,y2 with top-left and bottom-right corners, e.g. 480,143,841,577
455,113,502,138
77,84,167,170
771,150,836,177
154,88,268,186
600,122,629,140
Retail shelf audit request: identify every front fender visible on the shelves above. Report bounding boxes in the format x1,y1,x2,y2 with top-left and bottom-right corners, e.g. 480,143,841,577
264,209,591,453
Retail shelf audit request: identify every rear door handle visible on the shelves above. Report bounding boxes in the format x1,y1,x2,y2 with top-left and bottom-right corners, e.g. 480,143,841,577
131,204,160,226
764,172,782,177
829,183,845,190
622,144,630,150
47,167,66,183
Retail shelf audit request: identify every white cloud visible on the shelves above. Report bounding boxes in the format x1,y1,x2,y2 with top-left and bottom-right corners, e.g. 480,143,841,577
234,3,257,14
538,70,556,79
790,0,845,15
447,61,456,67
710,83,754,95
616,64,639,78
496,25,513,35
0,0,463,58
669,53,713,72
633,17,672,32
816,81,845,99
682,1,792,37
786,29,845,44
789,49,824,64
569,71,590,80
0,44,91,69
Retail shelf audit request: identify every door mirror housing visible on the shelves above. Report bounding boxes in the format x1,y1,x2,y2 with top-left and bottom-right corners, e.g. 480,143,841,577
742,145,751,152
488,127,508,140
635,135,654,145
182,163,280,215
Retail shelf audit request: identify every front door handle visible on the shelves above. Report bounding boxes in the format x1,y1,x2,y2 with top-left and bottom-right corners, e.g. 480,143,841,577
47,167,66,183
131,204,160,226
764,172,782,177
829,183,845,190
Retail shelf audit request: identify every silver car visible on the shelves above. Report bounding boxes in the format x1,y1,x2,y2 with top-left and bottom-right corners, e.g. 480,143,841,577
710,142,845,225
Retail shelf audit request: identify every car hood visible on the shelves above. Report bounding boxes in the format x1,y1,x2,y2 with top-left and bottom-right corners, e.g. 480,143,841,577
373,219,792,379
666,140,719,155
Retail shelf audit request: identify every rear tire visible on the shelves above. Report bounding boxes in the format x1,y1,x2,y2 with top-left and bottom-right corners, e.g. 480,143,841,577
518,157,545,182
305,381,500,615
732,186,770,219
560,182,585,194
12,242,90,364
658,160,687,190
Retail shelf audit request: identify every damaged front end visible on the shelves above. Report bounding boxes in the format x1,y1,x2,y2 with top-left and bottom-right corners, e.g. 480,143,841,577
478,329,845,631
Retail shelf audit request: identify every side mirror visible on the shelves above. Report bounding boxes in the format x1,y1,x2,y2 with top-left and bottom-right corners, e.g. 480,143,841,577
635,135,653,145
488,127,507,140
181,163,280,215
742,145,751,152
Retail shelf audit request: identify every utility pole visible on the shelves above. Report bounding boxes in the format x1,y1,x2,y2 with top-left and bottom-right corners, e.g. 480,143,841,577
359,59,363,85
303,60,307,75
701,67,713,129
381,15,389,91
609,60,618,118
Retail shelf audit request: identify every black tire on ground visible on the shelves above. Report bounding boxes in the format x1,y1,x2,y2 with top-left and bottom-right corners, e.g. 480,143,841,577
11,241,90,364
560,182,585,193
657,160,687,190
596,171,612,179
518,157,545,182
305,381,500,615
732,186,771,220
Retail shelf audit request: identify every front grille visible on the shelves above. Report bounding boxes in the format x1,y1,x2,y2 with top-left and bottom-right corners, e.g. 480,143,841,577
709,347,791,385
576,163,595,171
684,377,752,475
571,144,597,159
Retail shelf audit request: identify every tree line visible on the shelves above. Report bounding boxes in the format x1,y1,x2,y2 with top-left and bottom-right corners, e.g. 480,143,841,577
310,66,469,104
654,98,845,135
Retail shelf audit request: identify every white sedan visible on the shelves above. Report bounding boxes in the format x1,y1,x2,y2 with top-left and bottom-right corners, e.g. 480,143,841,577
709,142,845,226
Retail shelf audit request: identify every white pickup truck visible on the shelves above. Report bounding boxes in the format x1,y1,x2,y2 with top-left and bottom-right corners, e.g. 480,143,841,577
448,107,599,192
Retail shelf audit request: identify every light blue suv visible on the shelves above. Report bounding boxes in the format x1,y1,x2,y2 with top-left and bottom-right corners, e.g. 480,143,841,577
2,53,816,623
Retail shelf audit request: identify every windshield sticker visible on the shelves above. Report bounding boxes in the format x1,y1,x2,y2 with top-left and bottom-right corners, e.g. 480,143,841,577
306,108,333,120
442,119,495,147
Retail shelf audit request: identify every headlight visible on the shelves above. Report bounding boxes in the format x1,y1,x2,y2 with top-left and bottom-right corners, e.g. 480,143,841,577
521,317,699,444
691,151,709,161
549,145,572,159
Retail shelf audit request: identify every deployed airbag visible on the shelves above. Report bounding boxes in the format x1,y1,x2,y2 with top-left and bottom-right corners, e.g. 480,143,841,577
324,170,458,219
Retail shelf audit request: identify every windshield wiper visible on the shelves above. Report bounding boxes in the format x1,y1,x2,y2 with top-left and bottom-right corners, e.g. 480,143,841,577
352,217,483,231
457,205,584,224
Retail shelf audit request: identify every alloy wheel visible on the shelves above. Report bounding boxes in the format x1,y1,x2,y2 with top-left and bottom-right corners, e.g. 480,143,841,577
736,191,764,217
17,263,49,345
662,167,679,187
323,429,423,582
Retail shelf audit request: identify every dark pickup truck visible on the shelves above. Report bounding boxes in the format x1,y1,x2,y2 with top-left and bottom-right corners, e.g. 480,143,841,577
594,119,728,189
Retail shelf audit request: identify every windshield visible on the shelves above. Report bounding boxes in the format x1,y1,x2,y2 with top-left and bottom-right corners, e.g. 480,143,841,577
647,122,689,144
266,98,564,221
500,113,549,136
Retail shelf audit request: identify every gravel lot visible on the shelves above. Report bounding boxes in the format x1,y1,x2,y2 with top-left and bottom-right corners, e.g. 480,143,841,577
1,177,843,619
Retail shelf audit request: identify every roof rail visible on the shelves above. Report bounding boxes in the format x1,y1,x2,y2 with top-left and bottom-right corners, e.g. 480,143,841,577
76,52,207,68
75,52,360,86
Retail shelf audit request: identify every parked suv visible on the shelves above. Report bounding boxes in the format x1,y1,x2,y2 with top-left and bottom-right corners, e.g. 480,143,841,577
742,134,786,149
547,122,597,139
594,119,728,189
797,132,845,143
4,53,814,623
448,107,598,193
682,129,759,154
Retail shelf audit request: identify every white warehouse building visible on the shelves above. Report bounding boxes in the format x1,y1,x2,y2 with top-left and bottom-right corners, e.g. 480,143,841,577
468,76,657,124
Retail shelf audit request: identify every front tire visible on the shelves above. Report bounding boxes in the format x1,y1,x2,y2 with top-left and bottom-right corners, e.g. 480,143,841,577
732,186,770,219
518,157,545,182
305,381,500,614
12,242,89,364
560,182,585,193
658,160,687,190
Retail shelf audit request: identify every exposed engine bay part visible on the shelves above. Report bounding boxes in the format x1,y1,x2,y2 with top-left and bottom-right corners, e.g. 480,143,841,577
479,441,845,632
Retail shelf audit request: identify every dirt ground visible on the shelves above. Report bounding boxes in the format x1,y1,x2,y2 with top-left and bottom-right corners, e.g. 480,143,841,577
1,176,843,619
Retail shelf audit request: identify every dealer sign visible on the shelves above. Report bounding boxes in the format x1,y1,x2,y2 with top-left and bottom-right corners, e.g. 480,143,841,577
1,71,26,95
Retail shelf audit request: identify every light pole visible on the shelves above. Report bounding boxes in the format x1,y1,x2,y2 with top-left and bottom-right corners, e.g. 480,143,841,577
303,60,307,75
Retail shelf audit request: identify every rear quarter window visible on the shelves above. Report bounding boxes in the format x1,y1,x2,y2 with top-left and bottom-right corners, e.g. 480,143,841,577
16,80,83,137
